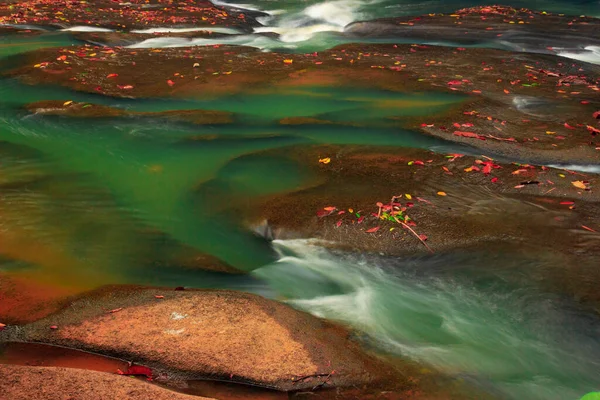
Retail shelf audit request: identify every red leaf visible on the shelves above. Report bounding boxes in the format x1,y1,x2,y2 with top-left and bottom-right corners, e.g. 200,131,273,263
154,295,164,299
593,111,600,119
118,365,153,380
336,220,343,227
167,80,175,87
491,177,499,183
482,164,492,175
106,73,118,78
366,227,380,233
109,308,123,314
564,123,576,130
357,216,365,224
587,125,600,136
453,131,486,140
560,201,575,205
582,225,597,233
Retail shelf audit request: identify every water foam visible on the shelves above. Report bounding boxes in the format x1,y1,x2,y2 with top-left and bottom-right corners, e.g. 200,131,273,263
557,46,600,65
251,0,377,43
127,34,293,51
130,27,241,34
253,239,600,400
61,26,113,32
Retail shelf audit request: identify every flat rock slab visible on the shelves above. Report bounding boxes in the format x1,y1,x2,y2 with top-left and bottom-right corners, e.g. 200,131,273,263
0,0,262,31
0,364,212,400
345,6,600,57
9,287,394,391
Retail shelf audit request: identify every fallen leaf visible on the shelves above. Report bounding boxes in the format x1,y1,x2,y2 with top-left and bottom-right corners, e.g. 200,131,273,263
572,181,588,190
437,191,447,196
154,295,164,299
0,323,5,331
63,100,73,106
109,308,123,314
118,365,153,380
319,157,331,164
366,227,380,233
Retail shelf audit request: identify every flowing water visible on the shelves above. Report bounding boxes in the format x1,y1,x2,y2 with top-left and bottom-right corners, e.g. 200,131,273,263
1,0,600,398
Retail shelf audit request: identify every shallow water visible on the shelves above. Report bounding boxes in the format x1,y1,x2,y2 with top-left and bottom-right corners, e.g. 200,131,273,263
1,2,600,399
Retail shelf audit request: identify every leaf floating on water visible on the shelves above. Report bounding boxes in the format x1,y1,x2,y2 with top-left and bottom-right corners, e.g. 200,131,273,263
117,365,153,381
365,227,380,233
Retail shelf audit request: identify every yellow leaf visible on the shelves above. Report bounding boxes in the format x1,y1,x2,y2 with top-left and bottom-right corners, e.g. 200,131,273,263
437,191,447,196
319,157,331,164
405,194,412,200
572,181,587,190
283,59,293,64
63,101,73,106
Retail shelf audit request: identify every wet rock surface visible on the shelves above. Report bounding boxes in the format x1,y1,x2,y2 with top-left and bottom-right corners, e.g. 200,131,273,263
345,6,600,58
25,100,234,124
0,0,264,31
4,286,400,391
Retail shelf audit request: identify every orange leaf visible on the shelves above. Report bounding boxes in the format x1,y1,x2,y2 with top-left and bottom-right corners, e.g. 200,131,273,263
571,181,587,190
366,227,380,233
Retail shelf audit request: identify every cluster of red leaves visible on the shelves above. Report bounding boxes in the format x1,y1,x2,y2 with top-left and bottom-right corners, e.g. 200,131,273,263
0,0,247,29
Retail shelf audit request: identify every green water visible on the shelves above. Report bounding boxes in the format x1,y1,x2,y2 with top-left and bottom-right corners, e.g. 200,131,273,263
1,26,600,400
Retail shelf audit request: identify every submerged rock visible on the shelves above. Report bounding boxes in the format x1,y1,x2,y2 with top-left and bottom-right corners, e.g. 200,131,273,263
0,364,212,400
25,101,234,125
8,286,399,391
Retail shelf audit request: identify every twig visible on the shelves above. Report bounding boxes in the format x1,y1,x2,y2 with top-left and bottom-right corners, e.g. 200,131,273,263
311,373,333,391
393,217,434,253
291,373,331,383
